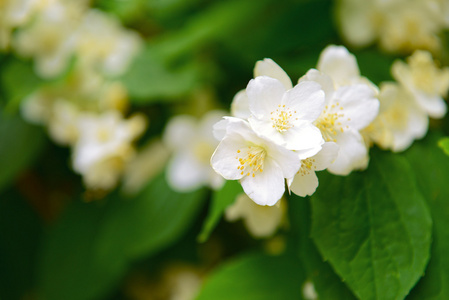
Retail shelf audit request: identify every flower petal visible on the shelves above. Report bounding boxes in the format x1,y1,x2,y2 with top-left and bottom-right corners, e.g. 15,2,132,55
167,152,205,192
240,158,284,206
299,68,335,104
246,76,286,119
290,171,319,197
163,115,197,150
414,91,447,119
281,121,324,151
334,84,379,130
312,142,339,171
254,58,293,90
327,129,368,175
231,89,250,119
317,45,360,86
282,80,325,122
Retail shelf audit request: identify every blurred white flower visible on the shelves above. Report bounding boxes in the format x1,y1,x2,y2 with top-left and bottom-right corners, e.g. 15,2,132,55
211,117,300,206
47,99,80,146
0,0,39,49
13,1,83,78
364,83,428,152
246,76,325,152
122,139,170,195
76,9,142,76
300,46,379,175
225,193,286,238
288,142,338,197
392,50,449,119
73,111,146,190
337,0,446,53
302,280,318,300
163,111,226,192
21,89,54,125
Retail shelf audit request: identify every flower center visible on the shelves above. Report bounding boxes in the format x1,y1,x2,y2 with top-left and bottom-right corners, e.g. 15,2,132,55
270,104,297,133
315,103,349,142
298,158,316,176
235,145,266,178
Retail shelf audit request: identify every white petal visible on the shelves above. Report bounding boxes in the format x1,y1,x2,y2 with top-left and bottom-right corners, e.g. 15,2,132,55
212,119,228,141
334,84,379,130
317,45,360,86
281,122,324,151
265,140,302,179
246,76,286,119
240,159,284,206
290,171,319,197
254,58,293,90
311,142,339,171
248,116,285,146
299,69,335,104
167,152,205,192
414,91,447,119
210,134,247,180
327,129,368,175
282,80,325,122
163,115,197,150
231,89,251,119
199,110,226,142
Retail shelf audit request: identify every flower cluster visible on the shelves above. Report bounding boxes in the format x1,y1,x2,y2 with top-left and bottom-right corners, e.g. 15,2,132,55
337,0,449,53
365,50,449,151
3,0,146,192
211,46,380,206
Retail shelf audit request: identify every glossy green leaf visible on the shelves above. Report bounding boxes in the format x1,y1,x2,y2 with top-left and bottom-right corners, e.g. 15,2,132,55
288,195,357,300
406,133,449,300
38,174,206,300
438,137,449,156
311,150,432,300
196,252,306,300
197,180,242,242
0,113,46,193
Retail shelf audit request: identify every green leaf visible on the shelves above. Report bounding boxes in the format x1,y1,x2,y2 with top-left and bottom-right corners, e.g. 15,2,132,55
1,58,44,112
288,195,357,300
38,174,206,300
196,252,306,300
197,180,242,242
406,133,449,300
0,112,46,193
311,150,432,300
438,137,449,156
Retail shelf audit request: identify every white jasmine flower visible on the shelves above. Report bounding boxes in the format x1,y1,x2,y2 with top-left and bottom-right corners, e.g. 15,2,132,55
300,46,380,175
13,1,81,78
76,9,142,76
20,90,54,125
211,118,301,206
163,111,226,192
392,50,449,119
230,58,293,119
73,111,146,190
337,0,445,53
225,193,286,238
288,142,339,197
364,83,428,152
247,76,325,152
